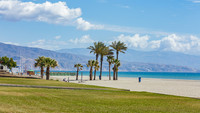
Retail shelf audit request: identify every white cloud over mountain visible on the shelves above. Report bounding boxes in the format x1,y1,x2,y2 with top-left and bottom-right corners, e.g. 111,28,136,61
6,33,200,55
0,0,101,30
116,34,149,49
69,35,94,44
29,39,67,50
28,35,94,50
3,41,19,45
116,34,200,55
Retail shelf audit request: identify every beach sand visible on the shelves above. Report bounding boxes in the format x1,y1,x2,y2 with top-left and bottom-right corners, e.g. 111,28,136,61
51,75,200,98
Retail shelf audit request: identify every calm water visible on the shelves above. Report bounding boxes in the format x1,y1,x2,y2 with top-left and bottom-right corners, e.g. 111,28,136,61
43,71,200,80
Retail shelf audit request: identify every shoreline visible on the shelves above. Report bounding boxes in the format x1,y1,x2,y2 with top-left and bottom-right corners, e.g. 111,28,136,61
44,71,200,81
51,74,200,81
120,76,200,82
50,75,200,98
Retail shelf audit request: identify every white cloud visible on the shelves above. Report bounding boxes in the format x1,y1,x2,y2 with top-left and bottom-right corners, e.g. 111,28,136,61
192,0,200,3
29,39,67,50
0,0,172,34
3,41,19,45
115,34,200,55
54,35,61,39
103,25,169,36
4,33,200,55
116,34,149,49
69,35,94,44
0,0,100,30
0,0,169,35
28,35,95,50
76,18,103,30
157,34,191,52
117,5,130,9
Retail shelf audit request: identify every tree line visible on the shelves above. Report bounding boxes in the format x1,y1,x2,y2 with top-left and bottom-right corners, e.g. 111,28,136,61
35,41,127,81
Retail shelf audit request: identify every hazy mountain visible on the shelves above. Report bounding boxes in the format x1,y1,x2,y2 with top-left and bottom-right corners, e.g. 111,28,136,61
56,48,200,69
0,42,89,71
120,49,200,69
57,48,93,57
0,42,198,72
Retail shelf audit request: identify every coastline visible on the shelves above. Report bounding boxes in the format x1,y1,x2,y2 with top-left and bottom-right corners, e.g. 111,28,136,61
51,75,200,98
45,71,200,80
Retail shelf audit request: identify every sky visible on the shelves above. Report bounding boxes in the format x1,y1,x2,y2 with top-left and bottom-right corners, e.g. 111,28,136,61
0,0,200,55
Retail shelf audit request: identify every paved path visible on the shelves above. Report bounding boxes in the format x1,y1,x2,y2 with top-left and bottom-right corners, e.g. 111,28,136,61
0,84,129,91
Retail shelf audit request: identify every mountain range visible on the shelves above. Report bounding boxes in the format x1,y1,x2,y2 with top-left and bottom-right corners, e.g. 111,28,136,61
0,42,199,72
57,48,200,69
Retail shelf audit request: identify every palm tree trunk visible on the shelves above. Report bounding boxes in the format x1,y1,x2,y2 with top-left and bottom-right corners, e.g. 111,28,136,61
115,71,118,80
115,70,118,80
94,54,98,80
46,66,50,80
90,67,93,80
116,51,119,80
100,56,103,80
116,51,119,60
41,67,44,79
113,66,115,80
76,68,79,80
109,63,111,80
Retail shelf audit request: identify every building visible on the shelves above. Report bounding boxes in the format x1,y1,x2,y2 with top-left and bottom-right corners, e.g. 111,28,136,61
0,64,9,72
27,70,35,76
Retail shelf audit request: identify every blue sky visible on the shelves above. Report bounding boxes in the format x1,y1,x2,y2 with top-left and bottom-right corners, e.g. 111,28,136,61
0,0,200,55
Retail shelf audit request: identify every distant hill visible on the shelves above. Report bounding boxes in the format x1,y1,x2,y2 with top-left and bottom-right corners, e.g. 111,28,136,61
120,49,200,69
0,42,198,72
56,48,200,69
0,42,89,71
57,48,93,57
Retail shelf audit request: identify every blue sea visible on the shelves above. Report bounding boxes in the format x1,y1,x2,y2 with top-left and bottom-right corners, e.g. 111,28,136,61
42,71,200,80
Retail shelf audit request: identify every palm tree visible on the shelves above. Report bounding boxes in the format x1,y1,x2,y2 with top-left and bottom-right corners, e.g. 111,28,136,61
107,56,114,80
110,41,127,80
44,58,58,80
74,64,83,80
110,41,127,60
112,59,121,80
35,56,46,79
86,60,96,80
99,46,113,80
87,42,104,80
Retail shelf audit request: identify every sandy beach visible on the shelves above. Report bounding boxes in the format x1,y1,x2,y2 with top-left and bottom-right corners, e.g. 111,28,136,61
51,75,200,98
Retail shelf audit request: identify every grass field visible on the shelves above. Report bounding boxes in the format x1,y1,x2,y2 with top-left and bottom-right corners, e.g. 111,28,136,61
0,77,200,113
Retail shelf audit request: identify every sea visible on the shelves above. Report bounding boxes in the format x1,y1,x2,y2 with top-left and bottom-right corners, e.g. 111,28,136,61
40,71,200,80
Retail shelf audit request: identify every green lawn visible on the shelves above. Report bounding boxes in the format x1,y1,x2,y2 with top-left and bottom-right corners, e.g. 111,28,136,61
0,77,200,113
